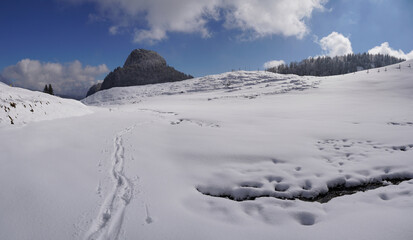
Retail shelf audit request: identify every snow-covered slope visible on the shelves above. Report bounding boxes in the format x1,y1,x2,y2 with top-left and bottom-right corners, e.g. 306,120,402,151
82,71,320,105
1,60,413,240
0,84,92,126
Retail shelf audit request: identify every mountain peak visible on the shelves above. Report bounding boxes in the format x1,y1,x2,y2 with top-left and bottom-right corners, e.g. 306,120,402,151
85,49,192,97
123,49,166,68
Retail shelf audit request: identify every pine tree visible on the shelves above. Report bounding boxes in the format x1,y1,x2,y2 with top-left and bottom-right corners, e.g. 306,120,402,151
266,53,404,76
48,84,54,95
43,84,49,93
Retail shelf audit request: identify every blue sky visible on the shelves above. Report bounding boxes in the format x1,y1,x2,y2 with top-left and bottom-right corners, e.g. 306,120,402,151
1,0,412,98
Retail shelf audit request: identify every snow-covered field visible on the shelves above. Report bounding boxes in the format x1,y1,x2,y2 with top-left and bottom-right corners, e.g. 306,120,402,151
1,61,413,240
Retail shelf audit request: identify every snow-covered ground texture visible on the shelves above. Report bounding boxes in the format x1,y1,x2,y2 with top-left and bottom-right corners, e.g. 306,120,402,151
0,83,91,126
1,60,413,240
82,71,320,105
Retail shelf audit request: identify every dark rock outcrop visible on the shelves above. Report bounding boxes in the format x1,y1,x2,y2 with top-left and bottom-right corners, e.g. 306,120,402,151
86,82,102,97
86,49,193,97
123,49,167,68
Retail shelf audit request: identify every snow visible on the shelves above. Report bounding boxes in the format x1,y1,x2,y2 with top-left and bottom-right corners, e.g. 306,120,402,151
0,84,91,126
82,71,320,106
1,60,413,240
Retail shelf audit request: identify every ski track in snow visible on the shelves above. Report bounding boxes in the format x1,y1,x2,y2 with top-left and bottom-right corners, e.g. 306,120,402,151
85,125,136,240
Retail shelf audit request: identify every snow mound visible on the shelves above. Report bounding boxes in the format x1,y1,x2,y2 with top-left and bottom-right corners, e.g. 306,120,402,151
82,71,320,106
0,84,92,126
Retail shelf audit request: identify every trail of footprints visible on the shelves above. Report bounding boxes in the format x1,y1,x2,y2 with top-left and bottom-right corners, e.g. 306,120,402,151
170,118,220,128
388,121,413,127
136,108,220,128
316,138,413,156
315,139,413,175
85,125,138,240
197,138,413,225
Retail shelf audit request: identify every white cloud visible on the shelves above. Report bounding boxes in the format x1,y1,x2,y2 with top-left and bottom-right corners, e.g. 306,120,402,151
368,42,413,60
223,0,327,40
0,75,8,86
109,26,119,35
0,59,109,98
63,0,328,43
263,60,286,69
319,32,353,57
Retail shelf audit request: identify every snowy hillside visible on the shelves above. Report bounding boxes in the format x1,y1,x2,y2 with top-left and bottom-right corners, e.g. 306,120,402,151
1,60,413,240
82,71,320,105
0,84,91,126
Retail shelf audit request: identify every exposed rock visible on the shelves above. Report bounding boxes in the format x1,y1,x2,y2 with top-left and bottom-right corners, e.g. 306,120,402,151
86,82,102,97
86,49,193,97
123,49,166,68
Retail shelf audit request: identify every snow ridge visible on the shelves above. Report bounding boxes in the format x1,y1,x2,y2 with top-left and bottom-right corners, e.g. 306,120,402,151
85,125,135,240
82,71,320,106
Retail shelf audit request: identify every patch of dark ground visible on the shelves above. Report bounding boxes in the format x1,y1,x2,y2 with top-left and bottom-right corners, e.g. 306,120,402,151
198,177,412,203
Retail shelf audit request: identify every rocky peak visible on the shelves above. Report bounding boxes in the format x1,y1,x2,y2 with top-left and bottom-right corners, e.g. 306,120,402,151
85,49,193,98
123,49,167,68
